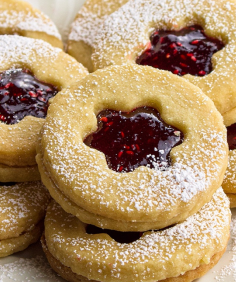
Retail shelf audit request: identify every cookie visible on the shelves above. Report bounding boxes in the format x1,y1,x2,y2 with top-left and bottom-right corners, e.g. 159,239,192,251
0,35,88,183
67,0,128,71
0,0,63,48
91,0,236,118
36,64,228,231
42,187,230,282
0,181,50,257
222,122,236,207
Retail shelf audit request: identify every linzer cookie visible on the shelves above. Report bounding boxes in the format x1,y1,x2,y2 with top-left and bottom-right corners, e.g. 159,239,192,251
0,35,88,182
42,188,230,282
91,0,236,118
36,64,228,232
0,181,50,257
0,0,63,48
222,122,236,207
67,0,128,71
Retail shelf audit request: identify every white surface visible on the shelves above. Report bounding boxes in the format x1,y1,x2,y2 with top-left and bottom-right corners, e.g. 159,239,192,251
0,0,235,281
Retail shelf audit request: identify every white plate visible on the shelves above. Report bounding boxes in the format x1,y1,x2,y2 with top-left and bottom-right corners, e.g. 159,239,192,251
0,0,235,281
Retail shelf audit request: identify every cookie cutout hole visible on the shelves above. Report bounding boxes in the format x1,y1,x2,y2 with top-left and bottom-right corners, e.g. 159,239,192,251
0,68,58,124
227,123,236,150
84,106,184,173
136,25,225,76
86,224,143,243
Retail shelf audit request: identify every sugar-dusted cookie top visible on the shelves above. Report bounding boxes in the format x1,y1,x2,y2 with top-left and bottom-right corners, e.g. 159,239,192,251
44,187,230,282
0,0,63,48
0,181,50,257
91,0,236,118
0,35,88,182
67,0,128,71
37,64,228,231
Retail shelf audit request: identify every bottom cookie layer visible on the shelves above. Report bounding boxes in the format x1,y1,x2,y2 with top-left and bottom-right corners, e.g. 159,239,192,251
0,162,41,182
0,221,43,258
41,234,226,282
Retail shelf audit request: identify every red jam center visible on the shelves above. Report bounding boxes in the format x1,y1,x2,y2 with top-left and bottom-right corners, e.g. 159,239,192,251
0,68,58,124
136,25,224,76
86,224,143,243
227,123,236,150
84,106,184,173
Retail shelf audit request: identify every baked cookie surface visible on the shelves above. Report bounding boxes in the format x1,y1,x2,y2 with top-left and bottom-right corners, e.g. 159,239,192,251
91,0,236,117
42,188,230,282
36,64,228,231
0,35,88,182
67,0,128,71
0,181,50,257
0,0,63,48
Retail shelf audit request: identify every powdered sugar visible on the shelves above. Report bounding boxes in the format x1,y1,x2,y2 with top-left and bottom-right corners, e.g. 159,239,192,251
44,188,230,281
0,6,61,40
0,35,61,67
38,64,228,229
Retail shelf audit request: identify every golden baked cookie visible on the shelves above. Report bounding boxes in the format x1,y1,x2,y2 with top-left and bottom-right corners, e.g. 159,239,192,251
42,188,230,282
0,181,50,257
0,0,63,48
0,35,88,183
67,0,128,72
222,122,236,207
36,64,228,231
91,0,236,117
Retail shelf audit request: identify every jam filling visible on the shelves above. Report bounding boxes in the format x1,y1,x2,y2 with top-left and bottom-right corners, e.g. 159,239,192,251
227,123,236,150
86,224,143,243
84,106,184,173
136,25,224,76
0,68,58,124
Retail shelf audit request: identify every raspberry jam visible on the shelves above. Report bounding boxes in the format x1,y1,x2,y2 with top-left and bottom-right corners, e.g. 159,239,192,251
0,68,58,124
227,123,236,150
136,25,224,76
86,224,143,243
84,106,184,173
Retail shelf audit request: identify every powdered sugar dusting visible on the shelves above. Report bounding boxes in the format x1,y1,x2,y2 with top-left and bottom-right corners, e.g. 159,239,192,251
214,212,236,281
91,0,236,114
0,255,63,282
0,8,61,39
0,182,50,240
45,188,230,281
68,0,128,46
0,35,61,67
39,64,228,226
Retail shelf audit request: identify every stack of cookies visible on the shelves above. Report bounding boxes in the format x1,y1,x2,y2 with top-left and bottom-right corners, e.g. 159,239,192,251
1,0,236,281
0,0,88,258
38,64,231,282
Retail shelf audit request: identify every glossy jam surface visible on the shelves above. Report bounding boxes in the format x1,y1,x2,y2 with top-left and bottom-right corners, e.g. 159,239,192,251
0,68,58,124
227,123,236,150
84,107,184,173
136,25,224,76
86,224,143,243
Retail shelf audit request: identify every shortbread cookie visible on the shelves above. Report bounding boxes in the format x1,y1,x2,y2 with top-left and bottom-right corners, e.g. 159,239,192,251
0,0,63,48
36,64,228,231
67,0,128,71
222,122,236,207
42,188,230,282
0,35,88,182
91,0,236,117
0,181,50,257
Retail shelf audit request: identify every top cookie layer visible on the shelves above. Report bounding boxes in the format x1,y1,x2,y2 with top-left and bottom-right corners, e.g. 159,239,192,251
0,0,63,48
37,64,228,231
91,0,236,117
